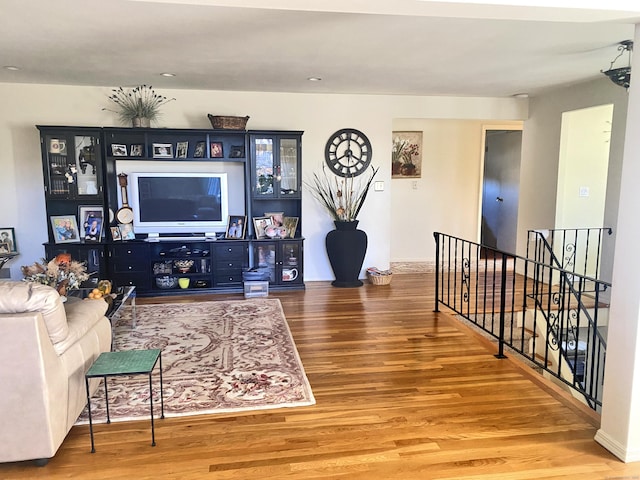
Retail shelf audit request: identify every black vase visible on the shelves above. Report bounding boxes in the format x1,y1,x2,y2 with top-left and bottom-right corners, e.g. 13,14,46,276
325,220,368,288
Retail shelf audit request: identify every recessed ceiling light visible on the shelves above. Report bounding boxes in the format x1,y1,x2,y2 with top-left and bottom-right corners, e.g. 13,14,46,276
4,66,20,71
513,93,529,99
160,72,176,77
307,77,322,82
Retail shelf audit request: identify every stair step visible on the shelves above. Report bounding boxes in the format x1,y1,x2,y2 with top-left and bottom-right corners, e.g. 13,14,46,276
534,353,553,367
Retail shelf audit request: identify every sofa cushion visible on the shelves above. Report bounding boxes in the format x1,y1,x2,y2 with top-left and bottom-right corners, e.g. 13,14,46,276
53,297,109,356
0,281,69,344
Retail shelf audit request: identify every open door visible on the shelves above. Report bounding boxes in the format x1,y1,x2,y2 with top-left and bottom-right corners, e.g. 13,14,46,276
480,128,522,253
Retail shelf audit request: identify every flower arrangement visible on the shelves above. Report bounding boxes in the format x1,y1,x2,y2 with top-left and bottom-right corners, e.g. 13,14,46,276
104,85,175,126
392,137,420,165
21,254,90,296
305,165,379,222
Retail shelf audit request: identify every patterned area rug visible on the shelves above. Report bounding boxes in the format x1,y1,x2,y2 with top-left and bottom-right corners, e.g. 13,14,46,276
76,299,315,424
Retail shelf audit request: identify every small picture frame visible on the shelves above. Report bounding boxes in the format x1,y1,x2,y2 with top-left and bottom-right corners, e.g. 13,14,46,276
118,223,136,240
176,141,188,159
194,141,206,158
210,142,224,158
152,143,174,158
229,145,245,158
283,216,299,239
265,211,284,227
50,215,80,244
111,144,127,156
110,226,122,241
130,144,143,157
0,227,17,253
226,215,246,239
253,216,272,239
79,206,104,243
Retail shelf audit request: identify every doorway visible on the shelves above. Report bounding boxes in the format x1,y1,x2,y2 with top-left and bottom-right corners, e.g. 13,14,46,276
480,127,523,253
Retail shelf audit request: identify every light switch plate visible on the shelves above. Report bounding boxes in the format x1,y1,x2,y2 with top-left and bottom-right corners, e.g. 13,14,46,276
374,181,384,191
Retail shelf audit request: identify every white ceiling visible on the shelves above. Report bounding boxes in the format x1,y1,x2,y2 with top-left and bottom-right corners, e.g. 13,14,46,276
1,0,638,97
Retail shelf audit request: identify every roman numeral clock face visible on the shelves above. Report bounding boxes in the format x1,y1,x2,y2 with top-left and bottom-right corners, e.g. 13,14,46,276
324,128,372,177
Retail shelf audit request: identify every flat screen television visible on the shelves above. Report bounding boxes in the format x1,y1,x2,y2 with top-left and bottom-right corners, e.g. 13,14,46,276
129,172,229,235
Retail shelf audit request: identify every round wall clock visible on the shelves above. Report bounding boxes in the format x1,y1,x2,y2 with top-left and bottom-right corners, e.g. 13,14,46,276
324,128,373,177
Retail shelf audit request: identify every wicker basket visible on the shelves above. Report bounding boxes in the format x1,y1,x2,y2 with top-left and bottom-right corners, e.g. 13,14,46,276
208,114,250,130
367,272,392,285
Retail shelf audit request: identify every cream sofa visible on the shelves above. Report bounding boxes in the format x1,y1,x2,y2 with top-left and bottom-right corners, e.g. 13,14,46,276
0,281,112,465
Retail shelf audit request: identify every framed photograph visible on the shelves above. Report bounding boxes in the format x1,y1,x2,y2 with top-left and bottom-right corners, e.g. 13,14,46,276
111,144,127,156
265,211,284,227
392,131,422,178
130,144,143,157
283,216,299,239
210,142,224,158
226,215,246,239
253,216,272,239
152,143,174,158
110,226,122,241
50,216,80,244
176,141,188,159
79,206,104,243
118,223,136,240
229,145,245,158
194,141,206,158
0,227,17,253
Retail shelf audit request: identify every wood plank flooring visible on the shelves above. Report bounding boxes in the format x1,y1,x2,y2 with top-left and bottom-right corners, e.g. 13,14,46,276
1,274,638,479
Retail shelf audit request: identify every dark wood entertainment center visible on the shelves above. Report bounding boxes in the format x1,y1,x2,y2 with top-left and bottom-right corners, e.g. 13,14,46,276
37,125,304,296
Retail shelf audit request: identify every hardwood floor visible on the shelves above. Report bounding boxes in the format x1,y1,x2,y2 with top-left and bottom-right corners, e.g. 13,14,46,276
2,274,638,479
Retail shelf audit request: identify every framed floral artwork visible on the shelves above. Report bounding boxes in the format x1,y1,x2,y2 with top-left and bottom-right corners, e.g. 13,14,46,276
392,131,422,178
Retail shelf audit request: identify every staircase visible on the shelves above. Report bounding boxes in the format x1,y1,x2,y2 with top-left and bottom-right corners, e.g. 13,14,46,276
434,229,611,411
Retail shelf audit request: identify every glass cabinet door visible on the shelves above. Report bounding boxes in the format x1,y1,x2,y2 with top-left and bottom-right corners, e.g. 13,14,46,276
43,134,101,198
252,135,300,199
255,242,276,282
279,138,299,196
74,135,100,196
44,134,73,196
280,241,302,284
253,138,274,196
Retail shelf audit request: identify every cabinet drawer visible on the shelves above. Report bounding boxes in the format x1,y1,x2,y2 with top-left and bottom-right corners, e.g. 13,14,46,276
215,244,246,258
214,271,243,286
111,273,149,289
216,259,245,270
110,244,148,258
111,261,147,273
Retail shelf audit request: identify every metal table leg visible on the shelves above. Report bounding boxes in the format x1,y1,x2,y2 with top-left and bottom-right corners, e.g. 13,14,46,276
85,377,95,453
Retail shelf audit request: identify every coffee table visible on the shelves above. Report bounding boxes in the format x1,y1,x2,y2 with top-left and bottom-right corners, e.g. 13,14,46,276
85,349,164,453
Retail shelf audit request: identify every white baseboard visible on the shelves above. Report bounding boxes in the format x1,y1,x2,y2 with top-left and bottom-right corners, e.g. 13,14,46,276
594,428,640,462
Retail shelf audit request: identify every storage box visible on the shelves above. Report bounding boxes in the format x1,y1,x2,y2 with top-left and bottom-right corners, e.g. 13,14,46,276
242,268,271,281
244,281,269,298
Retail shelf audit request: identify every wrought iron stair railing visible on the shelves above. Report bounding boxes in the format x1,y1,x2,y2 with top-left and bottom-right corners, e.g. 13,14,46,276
434,232,610,410
527,227,612,280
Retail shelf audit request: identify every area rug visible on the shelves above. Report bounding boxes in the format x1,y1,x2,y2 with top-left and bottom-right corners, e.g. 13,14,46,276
76,298,315,424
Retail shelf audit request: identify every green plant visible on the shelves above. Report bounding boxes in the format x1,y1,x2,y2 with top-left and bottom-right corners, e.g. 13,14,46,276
305,165,379,222
104,85,175,124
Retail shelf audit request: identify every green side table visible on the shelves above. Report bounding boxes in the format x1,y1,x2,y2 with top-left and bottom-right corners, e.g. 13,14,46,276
84,349,164,453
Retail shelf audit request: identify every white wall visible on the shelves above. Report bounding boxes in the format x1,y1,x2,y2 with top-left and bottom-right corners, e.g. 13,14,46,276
0,83,526,281
518,77,628,282
556,104,613,230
